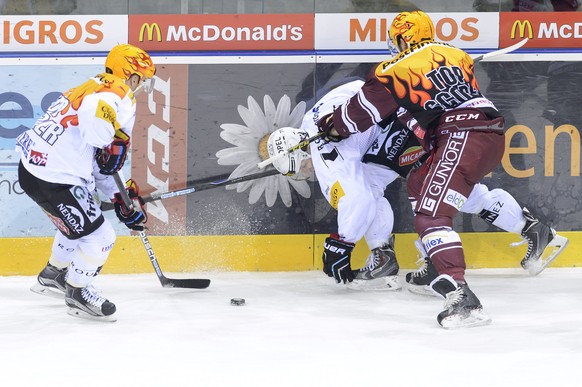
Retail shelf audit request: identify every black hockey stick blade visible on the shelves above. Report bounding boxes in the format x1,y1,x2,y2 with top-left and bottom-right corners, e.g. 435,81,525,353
160,277,211,289
137,230,211,289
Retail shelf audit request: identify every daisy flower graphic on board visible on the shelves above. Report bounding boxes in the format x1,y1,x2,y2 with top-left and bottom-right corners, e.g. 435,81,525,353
216,94,310,207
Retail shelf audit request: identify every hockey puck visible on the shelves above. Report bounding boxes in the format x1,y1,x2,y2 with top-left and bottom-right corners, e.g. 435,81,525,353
230,298,245,306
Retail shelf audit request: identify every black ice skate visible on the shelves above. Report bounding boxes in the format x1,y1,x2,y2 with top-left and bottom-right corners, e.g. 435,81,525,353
430,274,491,329
348,239,401,291
30,263,67,299
405,257,439,297
65,284,117,322
514,207,569,276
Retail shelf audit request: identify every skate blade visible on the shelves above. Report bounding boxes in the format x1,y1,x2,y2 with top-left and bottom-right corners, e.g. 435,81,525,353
67,307,117,323
525,234,569,276
406,284,439,297
347,276,402,291
439,309,492,330
30,283,65,299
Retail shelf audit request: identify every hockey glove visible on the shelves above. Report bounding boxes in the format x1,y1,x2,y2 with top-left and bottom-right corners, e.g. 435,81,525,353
96,130,130,175
322,234,355,284
113,179,147,231
317,113,344,143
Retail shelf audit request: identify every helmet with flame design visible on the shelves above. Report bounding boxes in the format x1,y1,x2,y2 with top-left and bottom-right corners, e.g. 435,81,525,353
105,44,156,81
388,11,435,54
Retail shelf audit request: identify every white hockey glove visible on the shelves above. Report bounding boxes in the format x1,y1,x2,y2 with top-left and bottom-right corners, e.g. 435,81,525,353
266,127,310,176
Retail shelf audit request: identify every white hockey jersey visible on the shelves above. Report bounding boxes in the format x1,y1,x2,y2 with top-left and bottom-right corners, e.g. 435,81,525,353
301,80,390,197
15,73,136,189
301,80,399,244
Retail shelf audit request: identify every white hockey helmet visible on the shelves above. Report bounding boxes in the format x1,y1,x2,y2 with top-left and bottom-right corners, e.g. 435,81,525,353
266,127,310,176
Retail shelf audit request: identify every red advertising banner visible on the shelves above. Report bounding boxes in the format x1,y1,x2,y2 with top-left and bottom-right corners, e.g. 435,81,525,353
500,12,582,48
0,15,127,51
132,64,189,235
128,14,314,51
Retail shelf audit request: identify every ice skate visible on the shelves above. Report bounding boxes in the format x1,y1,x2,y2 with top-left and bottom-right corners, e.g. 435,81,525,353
348,240,401,291
405,256,439,297
513,207,569,276
430,275,491,329
65,284,117,322
30,263,67,299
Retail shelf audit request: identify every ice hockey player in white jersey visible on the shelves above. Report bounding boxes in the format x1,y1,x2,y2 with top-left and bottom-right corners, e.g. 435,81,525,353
15,44,156,322
266,80,411,291
265,80,568,303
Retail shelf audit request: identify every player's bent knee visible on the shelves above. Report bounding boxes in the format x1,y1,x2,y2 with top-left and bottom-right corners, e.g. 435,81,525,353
462,183,490,214
77,220,116,266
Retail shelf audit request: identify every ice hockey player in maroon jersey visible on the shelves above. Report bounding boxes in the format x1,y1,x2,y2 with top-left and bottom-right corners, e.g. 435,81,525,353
317,10,568,328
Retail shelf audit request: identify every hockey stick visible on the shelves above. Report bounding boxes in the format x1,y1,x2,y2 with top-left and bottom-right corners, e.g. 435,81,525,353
113,173,211,289
103,168,280,210
473,38,529,63
141,168,279,204
257,131,324,169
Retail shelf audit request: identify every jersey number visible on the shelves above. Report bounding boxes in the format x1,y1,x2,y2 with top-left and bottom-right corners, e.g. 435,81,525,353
32,96,68,145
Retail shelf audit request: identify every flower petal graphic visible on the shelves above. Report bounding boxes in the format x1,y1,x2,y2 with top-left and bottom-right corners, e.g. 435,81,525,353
216,94,310,207
219,131,260,148
216,148,258,165
263,94,277,132
277,175,293,207
236,179,255,193
248,177,268,204
230,161,261,178
264,175,279,207
224,162,263,191
288,178,311,199
219,123,253,136
238,96,268,135
289,101,307,128
273,95,291,128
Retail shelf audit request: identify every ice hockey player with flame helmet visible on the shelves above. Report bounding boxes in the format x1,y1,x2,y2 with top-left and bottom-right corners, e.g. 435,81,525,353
316,11,569,329
266,80,567,306
15,44,156,322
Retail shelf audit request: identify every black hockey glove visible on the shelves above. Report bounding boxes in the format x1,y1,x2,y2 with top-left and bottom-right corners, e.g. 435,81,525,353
317,113,345,143
322,234,355,284
113,179,147,231
96,130,130,175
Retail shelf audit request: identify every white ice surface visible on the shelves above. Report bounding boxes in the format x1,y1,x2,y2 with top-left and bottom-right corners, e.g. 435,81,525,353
1,269,581,387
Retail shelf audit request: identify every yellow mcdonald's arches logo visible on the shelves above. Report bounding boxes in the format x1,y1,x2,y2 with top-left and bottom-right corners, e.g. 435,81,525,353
139,22,162,42
511,20,533,39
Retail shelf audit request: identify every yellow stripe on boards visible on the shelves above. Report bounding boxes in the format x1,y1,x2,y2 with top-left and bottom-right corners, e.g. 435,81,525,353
0,232,579,276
